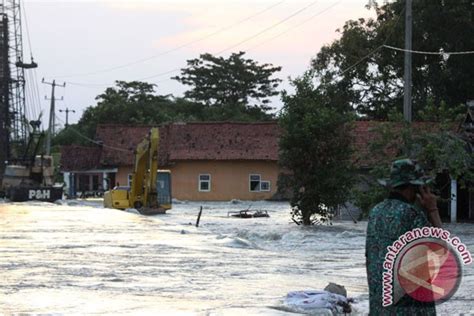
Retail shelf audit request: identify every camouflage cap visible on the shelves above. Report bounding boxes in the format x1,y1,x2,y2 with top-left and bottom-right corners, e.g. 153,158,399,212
378,158,432,188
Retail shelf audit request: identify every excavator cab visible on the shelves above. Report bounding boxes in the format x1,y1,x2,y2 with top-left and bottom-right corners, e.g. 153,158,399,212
103,171,172,212
157,170,172,210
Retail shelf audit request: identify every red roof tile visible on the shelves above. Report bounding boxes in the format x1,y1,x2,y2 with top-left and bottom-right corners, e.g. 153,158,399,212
352,120,441,167
95,124,152,166
60,121,443,171
95,122,280,167
60,145,102,171
164,122,280,162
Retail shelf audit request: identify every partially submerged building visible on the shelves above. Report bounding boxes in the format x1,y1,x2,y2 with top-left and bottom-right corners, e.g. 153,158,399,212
59,120,473,222
61,122,280,201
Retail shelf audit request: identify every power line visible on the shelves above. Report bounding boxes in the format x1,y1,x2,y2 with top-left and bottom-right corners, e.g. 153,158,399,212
136,67,182,81
216,0,320,55
337,46,383,77
62,0,328,86
246,1,341,52
66,81,110,88
330,5,406,81
383,45,474,55
42,79,66,155
54,114,131,153
52,0,287,79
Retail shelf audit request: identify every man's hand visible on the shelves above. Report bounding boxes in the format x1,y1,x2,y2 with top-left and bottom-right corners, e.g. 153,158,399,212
417,186,438,212
417,186,443,228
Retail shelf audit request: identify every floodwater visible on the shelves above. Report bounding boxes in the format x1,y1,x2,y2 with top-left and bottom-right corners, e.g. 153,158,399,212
0,200,472,315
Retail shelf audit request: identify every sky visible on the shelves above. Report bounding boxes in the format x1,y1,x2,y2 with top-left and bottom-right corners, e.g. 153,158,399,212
20,0,377,128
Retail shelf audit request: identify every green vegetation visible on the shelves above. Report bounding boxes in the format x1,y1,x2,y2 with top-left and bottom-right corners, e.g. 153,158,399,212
279,0,474,223
53,53,282,146
352,104,473,217
53,1,474,224
311,0,474,119
279,71,356,225
172,51,281,117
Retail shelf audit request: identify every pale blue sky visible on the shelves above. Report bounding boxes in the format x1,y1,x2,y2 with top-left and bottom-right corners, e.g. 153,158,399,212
22,0,376,127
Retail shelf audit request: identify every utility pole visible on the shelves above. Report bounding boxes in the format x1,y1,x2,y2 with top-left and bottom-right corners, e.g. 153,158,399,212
59,108,75,127
42,78,65,155
403,0,413,123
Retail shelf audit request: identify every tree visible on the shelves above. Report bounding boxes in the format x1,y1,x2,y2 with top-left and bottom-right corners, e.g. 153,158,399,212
52,124,89,147
351,103,473,217
172,51,281,119
53,76,281,147
311,0,474,119
77,81,179,138
279,71,356,225
53,81,205,144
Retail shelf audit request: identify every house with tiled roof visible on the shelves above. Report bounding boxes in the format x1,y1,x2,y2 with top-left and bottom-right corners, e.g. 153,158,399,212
61,121,281,201
59,119,473,222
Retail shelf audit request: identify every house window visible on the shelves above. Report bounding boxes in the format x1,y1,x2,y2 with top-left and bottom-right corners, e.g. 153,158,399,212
128,174,133,187
199,174,211,192
249,174,261,192
260,181,271,192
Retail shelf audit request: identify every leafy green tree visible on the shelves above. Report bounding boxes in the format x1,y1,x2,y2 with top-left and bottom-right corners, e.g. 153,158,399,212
52,80,206,145
52,124,89,147
279,72,356,225
311,0,474,119
53,77,278,147
77,81,185,138
172,51,281,119
352,103,473,217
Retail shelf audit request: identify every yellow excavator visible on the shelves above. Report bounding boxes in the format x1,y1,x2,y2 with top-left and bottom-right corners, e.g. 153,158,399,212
103,128,172,215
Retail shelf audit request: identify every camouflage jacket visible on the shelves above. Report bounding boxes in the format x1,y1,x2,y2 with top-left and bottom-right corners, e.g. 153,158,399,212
365,192,436,316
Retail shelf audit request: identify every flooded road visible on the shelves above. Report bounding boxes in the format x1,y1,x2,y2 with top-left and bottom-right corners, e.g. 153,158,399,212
0,200,472,315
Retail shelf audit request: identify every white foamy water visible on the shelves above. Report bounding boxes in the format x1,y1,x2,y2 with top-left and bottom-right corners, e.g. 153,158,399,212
0,200,472,315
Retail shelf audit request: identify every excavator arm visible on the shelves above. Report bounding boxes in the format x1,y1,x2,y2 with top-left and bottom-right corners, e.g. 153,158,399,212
103,128,171,215
129,128,159,209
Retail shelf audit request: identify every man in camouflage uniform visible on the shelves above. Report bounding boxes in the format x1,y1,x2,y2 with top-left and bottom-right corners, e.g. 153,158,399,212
366,159,443,315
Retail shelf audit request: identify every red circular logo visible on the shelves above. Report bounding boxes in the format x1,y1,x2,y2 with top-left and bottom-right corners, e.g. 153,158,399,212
397,239,462,303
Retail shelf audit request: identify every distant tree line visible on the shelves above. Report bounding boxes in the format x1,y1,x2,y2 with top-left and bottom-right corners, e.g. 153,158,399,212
53,51,282,146
54,0,474,225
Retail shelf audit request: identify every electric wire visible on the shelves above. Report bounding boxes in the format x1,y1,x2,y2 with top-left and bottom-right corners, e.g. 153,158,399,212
331,5,405,80
64,0,328,86
246,1,341,52
276,5,405,116
52,0,287,79
215,0,320,55
54,114,131,153
383,45,474,55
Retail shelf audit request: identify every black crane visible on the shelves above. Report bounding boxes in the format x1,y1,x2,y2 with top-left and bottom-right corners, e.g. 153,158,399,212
0,0,38,183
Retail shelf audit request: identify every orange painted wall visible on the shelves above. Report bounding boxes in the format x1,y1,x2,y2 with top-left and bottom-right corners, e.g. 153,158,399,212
169,160,279,201
116,167,131,187
114,161,280,201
